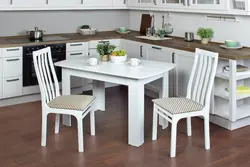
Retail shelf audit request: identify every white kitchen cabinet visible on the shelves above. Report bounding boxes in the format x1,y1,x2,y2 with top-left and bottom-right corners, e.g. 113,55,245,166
113,0,127,7
147,45,174,97
230,0,249,12
2,77,22,98
128,0,157,7
48,0,81,7
174,49,195,97
10,0,47,7
82,0,113,7
158,0,187,8
2,57,22,78
122,40,147,59
0,51,2,99
189,0,228,10
0,0,9,8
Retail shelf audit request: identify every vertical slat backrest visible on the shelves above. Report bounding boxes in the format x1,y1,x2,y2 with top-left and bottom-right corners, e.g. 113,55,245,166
33,47,60,104
186,48,218,109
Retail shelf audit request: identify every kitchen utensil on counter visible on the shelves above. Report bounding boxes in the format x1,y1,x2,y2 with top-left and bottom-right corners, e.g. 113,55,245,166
163,23,174,36
140,14,152,35
27,27,45,40
79,28,97,35
119,27,127,33
185,32,194,42
116,30,131,34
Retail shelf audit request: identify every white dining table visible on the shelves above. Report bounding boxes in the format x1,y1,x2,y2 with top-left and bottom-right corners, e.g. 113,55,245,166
55,57,175,147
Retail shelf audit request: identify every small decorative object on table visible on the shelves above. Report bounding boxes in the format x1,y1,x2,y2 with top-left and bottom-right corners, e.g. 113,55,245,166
96,42,116,61
196,27,214,44
110,49,127,64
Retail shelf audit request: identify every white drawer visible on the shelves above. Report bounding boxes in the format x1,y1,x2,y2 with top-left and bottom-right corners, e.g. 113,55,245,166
66,42,86,52
66,51,87,59
2,47,22,58
3,57,22,78
2,77,22,98
89,39,120,49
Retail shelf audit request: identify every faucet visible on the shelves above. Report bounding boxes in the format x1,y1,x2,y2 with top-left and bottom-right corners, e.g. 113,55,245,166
151,15,155,35
162,15,165,29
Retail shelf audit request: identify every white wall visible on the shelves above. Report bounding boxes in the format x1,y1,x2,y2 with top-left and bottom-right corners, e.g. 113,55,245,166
0,10,129,36
129,10,250,46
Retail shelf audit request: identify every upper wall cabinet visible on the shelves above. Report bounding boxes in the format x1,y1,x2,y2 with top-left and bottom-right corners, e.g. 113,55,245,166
188,0,228,10
10,0,47,7
113,0,127,7
128,0,157,7
82,0,113,7
230,0,249,12
47,0,81,7
158,0,187,8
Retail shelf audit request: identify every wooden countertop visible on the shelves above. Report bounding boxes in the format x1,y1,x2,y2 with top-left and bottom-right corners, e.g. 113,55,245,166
0,31,249,60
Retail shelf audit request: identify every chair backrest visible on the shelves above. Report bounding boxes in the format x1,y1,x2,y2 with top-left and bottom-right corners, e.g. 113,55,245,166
186,48,218,108
33,47,60,104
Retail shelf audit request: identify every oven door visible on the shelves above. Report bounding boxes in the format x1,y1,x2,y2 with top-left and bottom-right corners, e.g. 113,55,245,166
23,52,65,87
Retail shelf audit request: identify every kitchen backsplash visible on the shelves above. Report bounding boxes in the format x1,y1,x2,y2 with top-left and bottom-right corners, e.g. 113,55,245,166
0,10,129,36
129,10,250,46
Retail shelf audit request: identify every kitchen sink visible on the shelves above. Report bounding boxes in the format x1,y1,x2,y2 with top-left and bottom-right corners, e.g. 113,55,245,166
136,36,172,41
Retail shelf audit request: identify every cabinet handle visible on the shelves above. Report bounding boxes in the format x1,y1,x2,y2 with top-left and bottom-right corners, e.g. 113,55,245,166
100,40,109,43
69,52,83,56
81,0,83,4
183,0,186,6
153,0,157,5
70,43,82,46
6,78,19,82
6,48,20,51
124,0,126,4
187,0,190,6
46,0,48,4
140,45,143,57
6,58,20,62
162,0,165,3
10,0,13,5
152,46,162,50
172,52,175,63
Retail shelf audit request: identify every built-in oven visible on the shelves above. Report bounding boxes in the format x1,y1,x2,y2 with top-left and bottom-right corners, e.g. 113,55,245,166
23,43,66,87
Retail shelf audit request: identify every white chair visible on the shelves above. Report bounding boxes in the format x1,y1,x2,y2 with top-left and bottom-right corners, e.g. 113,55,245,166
152,48,218,158
33,47,96,152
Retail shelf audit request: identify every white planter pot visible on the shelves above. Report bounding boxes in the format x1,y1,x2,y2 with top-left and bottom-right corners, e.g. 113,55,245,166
201,38,210,44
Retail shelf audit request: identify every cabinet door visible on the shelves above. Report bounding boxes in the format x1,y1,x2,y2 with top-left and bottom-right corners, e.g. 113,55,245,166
0,0,9,8
82,0,113,7
122,40,146,59
189,0,227,10
147,46,174,97
174,49,194,97
10,0,47,7
128,0,157,7
48,0,81,7
113,0,127,7
159,0,187,8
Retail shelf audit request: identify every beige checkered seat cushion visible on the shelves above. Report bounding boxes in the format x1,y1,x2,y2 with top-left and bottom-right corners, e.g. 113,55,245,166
153,97,204,114
48,95,95,111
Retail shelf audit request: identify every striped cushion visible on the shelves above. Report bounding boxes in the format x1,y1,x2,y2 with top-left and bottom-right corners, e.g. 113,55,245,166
48,95,95,111
153,97,204,114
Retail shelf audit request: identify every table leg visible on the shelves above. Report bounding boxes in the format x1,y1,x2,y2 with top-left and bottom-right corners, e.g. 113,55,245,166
128,83,144,147
93,80,105,111
62,69,72,127
159,72,169,129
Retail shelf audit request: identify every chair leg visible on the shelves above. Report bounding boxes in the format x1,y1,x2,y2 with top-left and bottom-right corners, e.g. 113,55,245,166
90,110,95,136
152,106,158,140
55,114,60,134
187,117,192,136
204,115,210,150
77,118,84,152
41,113,48,147
170,118,178,158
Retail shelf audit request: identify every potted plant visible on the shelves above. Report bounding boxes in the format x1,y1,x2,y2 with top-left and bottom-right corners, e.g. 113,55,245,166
158,28,166,38
196,28,214,44
96,42,116,61
110,49,127,64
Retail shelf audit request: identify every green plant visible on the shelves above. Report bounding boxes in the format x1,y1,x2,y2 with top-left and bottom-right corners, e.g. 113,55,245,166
158,28,166,36
196,28,214,39
96,42,116,56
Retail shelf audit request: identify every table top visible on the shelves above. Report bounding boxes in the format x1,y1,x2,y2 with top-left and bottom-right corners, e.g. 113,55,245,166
55,58,176,80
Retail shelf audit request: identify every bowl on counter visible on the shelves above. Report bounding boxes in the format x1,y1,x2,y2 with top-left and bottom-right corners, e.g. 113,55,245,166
119,27,127,33
110,55,127,64
225,40,239,47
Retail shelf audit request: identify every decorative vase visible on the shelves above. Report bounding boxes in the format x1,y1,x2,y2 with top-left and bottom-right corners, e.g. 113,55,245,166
101,55,109,61
201,38,210,44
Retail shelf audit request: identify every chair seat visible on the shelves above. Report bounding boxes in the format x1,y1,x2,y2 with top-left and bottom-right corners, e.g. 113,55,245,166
48,95,95,111
153,97,204,115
